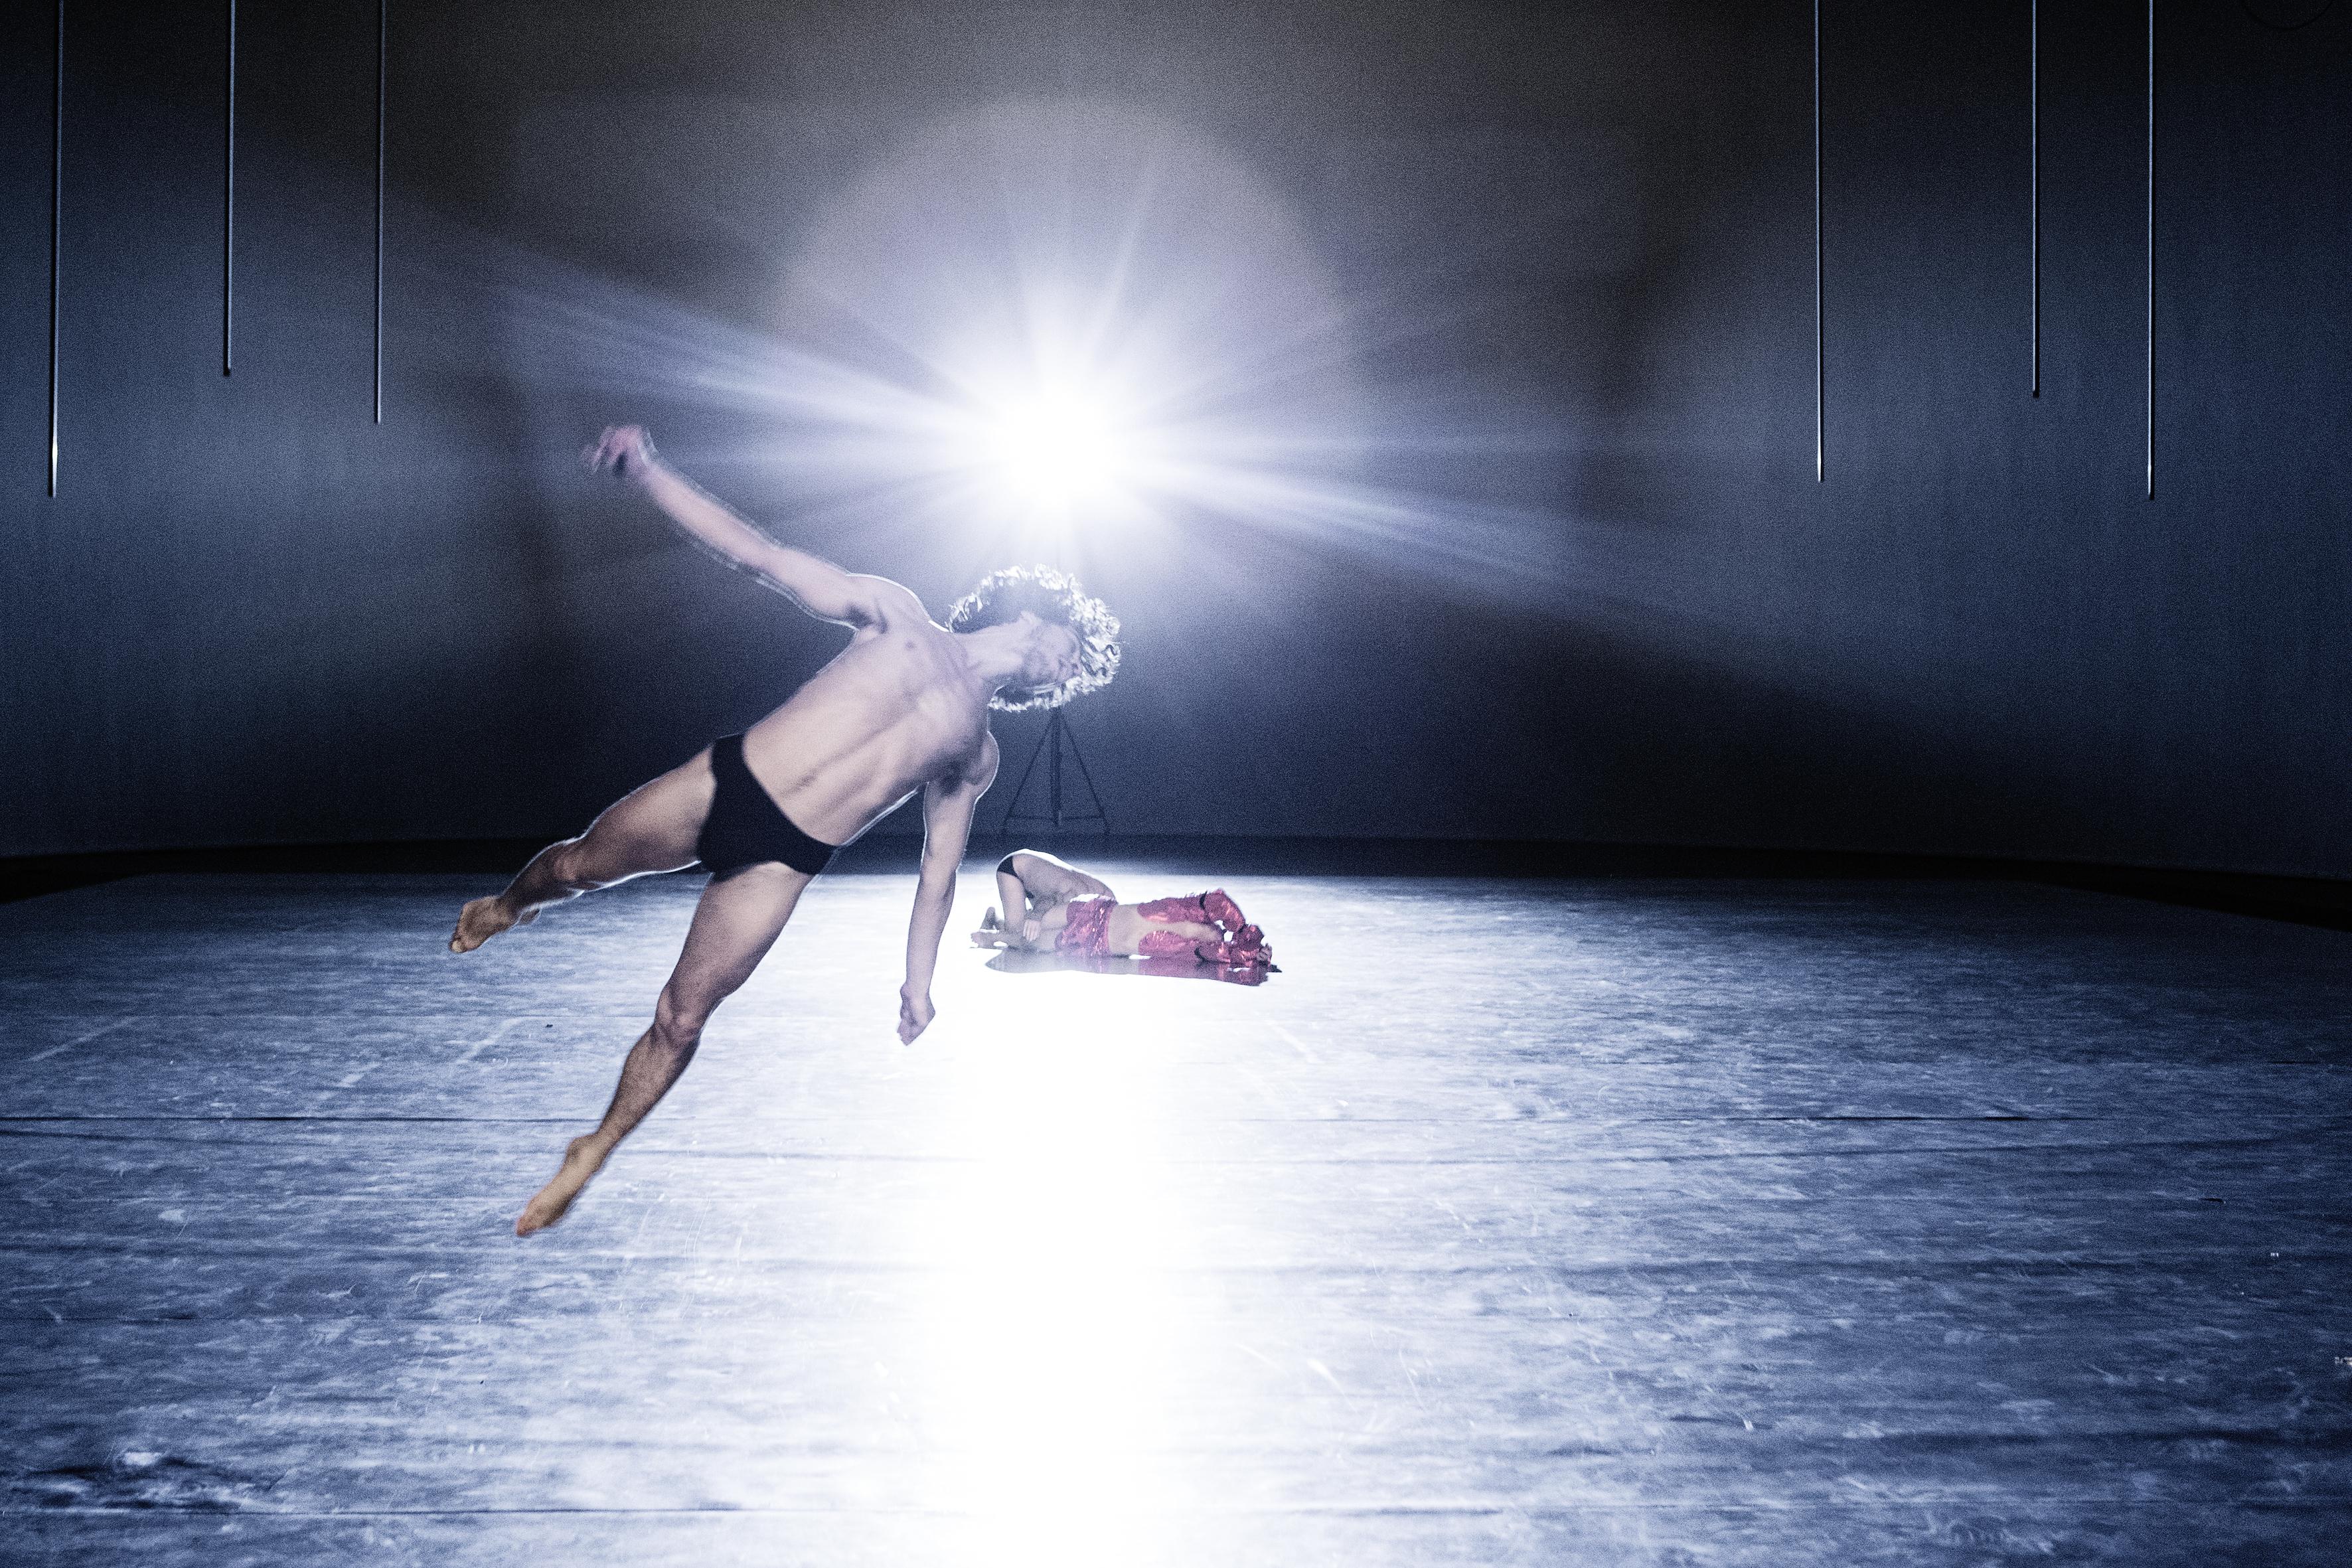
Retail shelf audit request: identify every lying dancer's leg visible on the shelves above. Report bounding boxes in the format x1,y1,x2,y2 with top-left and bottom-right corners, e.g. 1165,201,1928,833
1136,925,1220,959
516,861,809,1235
451,748,714,953
1135,894,1210,927
1192,935,1270,966
1199,890,1265,956
1135,888,1266,963
1136,889,1248,935
1201,889,1247,933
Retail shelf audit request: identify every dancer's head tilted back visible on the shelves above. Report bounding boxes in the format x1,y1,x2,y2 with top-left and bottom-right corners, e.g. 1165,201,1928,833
947,565,1122,712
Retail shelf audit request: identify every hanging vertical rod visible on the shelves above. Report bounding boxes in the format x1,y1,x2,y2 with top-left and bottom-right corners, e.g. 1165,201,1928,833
2144,0,2154,499
2031,0,2041,397
224,0,235,376
374,0,386,422
1813,0,1823,482
49,0,63,495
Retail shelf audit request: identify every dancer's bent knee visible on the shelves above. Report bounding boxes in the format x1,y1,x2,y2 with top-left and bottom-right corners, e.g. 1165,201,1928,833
651,990,710,1054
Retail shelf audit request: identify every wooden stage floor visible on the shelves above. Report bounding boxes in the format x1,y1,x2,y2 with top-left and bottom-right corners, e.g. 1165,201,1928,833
3,862,2349,1564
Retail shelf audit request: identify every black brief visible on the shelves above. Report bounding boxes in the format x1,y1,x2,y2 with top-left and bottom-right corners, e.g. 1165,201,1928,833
697,734,838,878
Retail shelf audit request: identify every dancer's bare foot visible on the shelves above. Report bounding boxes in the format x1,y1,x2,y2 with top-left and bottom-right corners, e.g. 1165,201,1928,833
449,896,536,954
515,1135,609,1236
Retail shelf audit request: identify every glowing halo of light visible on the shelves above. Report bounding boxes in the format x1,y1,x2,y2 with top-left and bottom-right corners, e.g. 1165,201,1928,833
495,90,1590,631
983,385,1132,515
763,96,1370,546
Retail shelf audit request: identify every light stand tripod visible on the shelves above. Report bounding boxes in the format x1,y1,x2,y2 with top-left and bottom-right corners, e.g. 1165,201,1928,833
990,524,1111,838
998,705,1109,837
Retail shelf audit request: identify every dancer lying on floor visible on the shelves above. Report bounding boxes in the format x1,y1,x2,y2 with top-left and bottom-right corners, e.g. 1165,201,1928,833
972,848,1272,967
449,426,1120,1235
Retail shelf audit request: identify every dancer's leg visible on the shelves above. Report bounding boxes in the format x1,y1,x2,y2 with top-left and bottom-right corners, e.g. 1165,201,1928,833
1137,928,1271,965
1134,888,1264,963
1135,920,1221,949
516,862,809,1235
1135,890,1248,935
451,748,716,953
1137,927,1217,959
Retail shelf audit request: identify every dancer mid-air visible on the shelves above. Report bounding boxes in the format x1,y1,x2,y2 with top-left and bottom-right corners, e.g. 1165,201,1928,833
451,426,1120,1235
973,848,1272,967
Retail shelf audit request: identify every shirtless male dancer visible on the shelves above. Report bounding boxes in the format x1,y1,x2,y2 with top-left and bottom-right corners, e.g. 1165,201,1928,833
449,425,1121,1235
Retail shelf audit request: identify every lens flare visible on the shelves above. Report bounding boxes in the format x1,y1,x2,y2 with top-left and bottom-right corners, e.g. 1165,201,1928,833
489,94,1588,616
984,385,1136,515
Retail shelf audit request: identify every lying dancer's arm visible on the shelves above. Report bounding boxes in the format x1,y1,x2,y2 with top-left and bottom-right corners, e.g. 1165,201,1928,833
902,736,999,1042
586,424,899,627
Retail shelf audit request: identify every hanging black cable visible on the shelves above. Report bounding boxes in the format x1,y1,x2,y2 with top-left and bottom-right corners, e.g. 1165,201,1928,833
2145,0,2155,500
2031,0,2041,398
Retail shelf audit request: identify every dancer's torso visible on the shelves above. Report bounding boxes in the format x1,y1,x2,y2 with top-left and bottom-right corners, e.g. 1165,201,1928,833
738,612,990,844
1045,897,1152,958
1103,903,1156,956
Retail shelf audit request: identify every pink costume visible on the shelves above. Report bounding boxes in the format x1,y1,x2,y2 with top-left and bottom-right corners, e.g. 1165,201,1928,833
1054,895,1117,959
1054,888,1269,967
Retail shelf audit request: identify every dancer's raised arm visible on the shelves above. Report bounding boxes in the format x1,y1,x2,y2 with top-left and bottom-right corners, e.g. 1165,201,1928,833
587,424,901,627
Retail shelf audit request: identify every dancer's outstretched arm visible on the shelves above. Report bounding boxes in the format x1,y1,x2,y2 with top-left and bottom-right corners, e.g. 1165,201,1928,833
902,738,998,1043
586,424,899,627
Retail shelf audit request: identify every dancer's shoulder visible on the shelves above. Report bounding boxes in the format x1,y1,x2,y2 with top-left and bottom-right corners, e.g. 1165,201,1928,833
846,574,929,626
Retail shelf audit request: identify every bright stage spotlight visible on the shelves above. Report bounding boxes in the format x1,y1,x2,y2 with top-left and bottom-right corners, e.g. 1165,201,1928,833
961,371,1142,836
973,380,1145,520
992,390,1129,512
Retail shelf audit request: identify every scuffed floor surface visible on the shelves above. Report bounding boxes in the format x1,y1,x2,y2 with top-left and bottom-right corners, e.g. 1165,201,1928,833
3,866,2349,1565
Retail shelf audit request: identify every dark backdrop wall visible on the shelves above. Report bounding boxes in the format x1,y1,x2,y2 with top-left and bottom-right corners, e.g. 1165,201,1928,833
3,1,2347,873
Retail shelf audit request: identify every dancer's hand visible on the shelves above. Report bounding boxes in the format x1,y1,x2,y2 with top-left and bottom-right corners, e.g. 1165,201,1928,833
584,425,657,481
898,986,935,1045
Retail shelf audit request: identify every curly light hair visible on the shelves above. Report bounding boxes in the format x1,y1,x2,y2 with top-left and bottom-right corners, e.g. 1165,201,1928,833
947,565,1122,713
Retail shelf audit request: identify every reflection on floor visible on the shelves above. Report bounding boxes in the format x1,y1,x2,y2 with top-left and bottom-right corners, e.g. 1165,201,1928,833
985,945,1277,984
2,862,2349,1565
